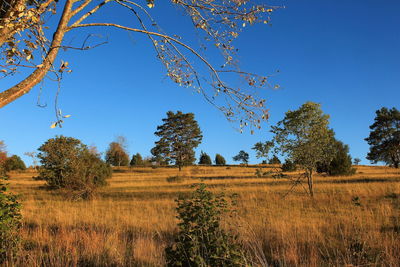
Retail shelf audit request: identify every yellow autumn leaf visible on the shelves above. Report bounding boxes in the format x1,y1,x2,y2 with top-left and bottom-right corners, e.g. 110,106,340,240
147,2,154,8
50,122,57,128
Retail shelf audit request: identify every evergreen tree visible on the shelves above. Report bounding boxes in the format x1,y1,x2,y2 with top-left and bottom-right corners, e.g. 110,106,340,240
328,141,356,176
198,151,212,165
214,154,226,166
130,153,143,166
268,155,281,164
151,111,202,171
353,158,361,165
365,107,400,168
281,159,297,172
233,150,249,165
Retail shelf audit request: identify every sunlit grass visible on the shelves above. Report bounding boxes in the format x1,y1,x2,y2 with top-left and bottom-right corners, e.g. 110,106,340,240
6,165,400,266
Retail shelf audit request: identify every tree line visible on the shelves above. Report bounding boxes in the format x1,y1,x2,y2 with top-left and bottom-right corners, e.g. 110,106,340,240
0,105,398,199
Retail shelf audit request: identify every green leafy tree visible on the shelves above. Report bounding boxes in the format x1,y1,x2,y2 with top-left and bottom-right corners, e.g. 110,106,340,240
353,158,361,165
165,184,246,266
268,155,281,164
272,102,336,196
3,155,26,172
365,107,400,168
215,154,226,166
233,150,249,165
151,111,203,171
105,137,130,167
130,153,143,166
0,167,21,263
198,151,212,165
37,136,112,198
252,141,274,163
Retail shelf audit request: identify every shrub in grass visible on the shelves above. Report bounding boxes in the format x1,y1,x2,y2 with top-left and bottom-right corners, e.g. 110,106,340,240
281,159,297,172
0,168,22,263
215,154,226,165
36,136,112,199
3,155,26,172
165,184,247,266
166,176,185,183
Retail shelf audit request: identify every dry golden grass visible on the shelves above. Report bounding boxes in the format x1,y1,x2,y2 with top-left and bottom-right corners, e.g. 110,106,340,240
5,165,400,266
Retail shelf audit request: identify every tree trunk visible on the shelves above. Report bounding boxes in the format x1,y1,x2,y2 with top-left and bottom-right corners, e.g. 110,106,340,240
394,161,399,169
307,168,314,197
0,0,73,108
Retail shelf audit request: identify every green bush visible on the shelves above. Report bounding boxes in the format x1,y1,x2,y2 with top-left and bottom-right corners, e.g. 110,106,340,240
328,142,356,176
281,159,297,172
199,151,212,165
0,169,22,263
3,155,26,172
215,154,226,165
37,136,112,198
317,141,355,176
130,153,143,166
165,184,247,266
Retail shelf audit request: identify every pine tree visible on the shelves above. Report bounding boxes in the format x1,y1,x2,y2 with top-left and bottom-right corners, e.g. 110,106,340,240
198,151,212,165
233,150,249,165
215,154,226,166
130,153,143,166
365,107,400,168
151,111,202,171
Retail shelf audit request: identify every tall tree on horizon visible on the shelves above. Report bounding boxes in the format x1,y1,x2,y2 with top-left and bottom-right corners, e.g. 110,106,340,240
151,111,202,171
365,107,400,168
233,150,249,165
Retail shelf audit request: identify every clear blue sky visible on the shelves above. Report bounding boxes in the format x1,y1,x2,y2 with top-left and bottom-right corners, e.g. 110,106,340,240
1,0,399,165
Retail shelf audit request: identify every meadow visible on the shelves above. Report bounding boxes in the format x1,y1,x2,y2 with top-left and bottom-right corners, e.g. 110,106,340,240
6,165,400,266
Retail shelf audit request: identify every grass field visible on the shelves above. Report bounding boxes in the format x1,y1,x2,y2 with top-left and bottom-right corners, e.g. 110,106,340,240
5,165,400,266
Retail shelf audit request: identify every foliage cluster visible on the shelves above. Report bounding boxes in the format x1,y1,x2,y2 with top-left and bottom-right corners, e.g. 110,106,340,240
0,166,21,263
36,136,112,198
130,153,143,166
165,184,246,266
3,155,26,172
365,107,400,168
152,111,202,170
215,154,226,165
105,141,130,167
233,150,249,165
252,141,274,163
272,102,352,196
199,151,212,165
316,141,355,176
281,159,297,172
268,155,281,164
